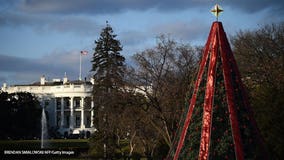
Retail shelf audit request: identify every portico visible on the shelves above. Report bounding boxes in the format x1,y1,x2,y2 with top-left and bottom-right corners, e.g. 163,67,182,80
1,75,96,138
56,96,94,135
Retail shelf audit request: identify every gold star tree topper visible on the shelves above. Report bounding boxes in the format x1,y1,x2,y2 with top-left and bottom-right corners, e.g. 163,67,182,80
211,4,223,21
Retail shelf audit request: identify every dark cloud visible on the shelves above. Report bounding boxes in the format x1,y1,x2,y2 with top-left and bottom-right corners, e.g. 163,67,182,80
150,20,209,42
0,51,92,85
17,0,194,14
0,54,42,72
0,11,100,36
0,55,47,85
1,0,283,37
224,0,284,14
16,0,284,15
120,30,149,46
46,16,101,36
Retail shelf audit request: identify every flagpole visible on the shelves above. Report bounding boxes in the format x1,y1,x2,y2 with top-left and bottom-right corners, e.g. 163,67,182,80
79,50,88,81
79,52,82,81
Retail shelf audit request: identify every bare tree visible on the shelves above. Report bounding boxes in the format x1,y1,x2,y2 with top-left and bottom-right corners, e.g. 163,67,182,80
232,22,284,89
128,35,200,152
232,22,284,159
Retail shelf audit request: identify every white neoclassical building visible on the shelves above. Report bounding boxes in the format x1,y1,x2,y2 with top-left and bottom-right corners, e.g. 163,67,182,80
1,75,96,138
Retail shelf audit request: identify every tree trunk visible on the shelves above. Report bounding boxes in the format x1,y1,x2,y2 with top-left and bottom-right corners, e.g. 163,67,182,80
129,131,136,157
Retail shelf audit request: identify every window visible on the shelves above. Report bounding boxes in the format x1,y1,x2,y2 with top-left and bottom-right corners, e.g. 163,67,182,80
56,100,61,110
86,116,91,128
75,99,80,108
66,115,70,127
57,115,61,127
76,115,80,128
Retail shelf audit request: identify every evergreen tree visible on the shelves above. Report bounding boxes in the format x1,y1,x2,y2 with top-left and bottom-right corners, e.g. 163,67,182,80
91,22,125,90
90,22,126,158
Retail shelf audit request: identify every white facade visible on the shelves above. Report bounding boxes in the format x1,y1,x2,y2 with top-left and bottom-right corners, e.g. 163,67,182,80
1,75,96,137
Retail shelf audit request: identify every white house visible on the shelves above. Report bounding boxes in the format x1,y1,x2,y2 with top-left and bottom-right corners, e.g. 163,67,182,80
1,75,96,138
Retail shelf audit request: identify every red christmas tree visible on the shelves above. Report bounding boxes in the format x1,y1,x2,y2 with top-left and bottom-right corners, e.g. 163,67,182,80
167,21,268,160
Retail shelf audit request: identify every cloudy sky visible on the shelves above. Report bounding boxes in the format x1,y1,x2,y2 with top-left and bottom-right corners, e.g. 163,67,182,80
0,0,283,85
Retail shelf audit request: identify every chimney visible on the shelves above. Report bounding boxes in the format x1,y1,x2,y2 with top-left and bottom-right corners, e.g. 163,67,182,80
2,83,7,91
40,75,46,85
90,77,95,85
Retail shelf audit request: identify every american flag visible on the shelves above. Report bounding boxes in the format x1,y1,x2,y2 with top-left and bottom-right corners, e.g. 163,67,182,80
80,50,88,55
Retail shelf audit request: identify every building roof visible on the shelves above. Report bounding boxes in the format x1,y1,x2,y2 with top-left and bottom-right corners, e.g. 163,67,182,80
11,80,92,87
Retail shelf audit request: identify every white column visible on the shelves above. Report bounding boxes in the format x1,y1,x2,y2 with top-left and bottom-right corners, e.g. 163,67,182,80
70,97,74,129
80,97,85,128
54,98,57,126
91,98,94,128
60,97,64,128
